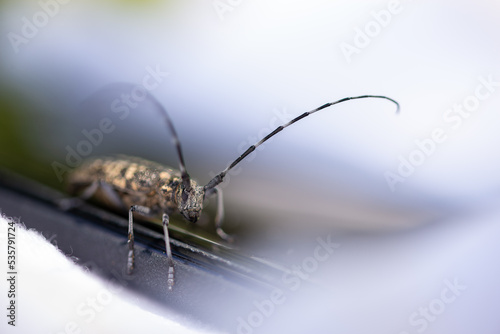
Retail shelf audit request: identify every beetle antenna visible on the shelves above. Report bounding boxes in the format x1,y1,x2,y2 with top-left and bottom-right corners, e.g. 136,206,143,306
204,95,399,191
148,96,192,192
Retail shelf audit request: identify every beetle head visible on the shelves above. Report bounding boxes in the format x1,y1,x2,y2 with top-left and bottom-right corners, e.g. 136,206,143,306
176,180,204,223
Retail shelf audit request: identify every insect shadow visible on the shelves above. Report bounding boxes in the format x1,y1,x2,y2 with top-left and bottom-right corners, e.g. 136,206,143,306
60,83,399,291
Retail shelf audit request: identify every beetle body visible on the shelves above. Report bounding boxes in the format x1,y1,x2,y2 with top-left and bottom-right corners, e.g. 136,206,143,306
68,156,205,223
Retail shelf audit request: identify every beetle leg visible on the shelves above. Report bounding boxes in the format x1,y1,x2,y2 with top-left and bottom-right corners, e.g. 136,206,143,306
161,213,175,291
212,187,234,243
99,181,126,210
127,205,151,274
58,180,100,210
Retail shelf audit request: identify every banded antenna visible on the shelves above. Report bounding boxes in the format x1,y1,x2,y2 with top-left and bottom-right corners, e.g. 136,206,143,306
81,83,192,193
204,95,399,192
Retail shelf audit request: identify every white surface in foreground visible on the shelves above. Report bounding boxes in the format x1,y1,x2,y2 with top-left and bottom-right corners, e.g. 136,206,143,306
0,215,219,334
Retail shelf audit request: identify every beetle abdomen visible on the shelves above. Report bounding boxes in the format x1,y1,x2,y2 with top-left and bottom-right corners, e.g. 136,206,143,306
67,156,182,213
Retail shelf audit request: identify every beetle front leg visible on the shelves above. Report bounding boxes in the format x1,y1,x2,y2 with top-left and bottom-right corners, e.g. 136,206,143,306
162,213,175,291
127,205,151,274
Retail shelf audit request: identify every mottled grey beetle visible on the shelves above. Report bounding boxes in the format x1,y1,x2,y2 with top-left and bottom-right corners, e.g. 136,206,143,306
64,93,399,290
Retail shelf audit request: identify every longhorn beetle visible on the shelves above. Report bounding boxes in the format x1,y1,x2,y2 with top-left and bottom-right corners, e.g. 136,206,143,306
65,93,399,290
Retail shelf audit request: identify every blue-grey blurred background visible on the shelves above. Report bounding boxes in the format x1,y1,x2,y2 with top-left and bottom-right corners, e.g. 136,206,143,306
1,0,499,333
